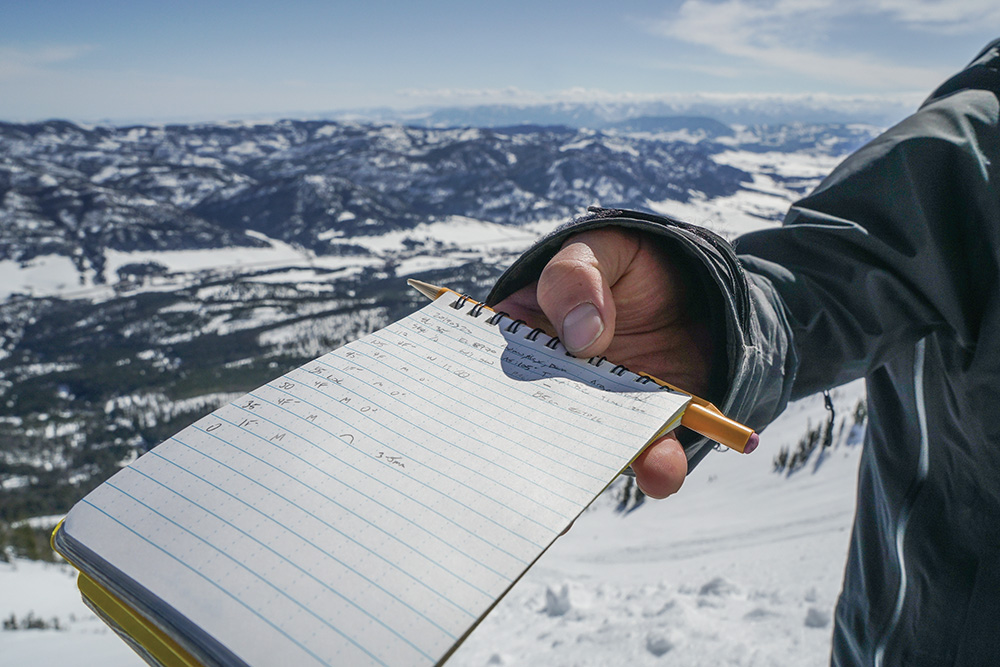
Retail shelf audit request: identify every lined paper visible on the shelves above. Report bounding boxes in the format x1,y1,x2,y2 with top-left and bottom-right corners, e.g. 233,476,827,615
63,293,689,666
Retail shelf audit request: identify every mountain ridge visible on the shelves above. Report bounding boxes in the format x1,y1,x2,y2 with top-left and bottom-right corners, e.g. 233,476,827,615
1,117,878,284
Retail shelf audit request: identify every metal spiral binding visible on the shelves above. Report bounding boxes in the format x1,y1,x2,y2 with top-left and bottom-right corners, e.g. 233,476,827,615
505,319,526,334
525,327,545,341
486,310,507,325
448,294,488,318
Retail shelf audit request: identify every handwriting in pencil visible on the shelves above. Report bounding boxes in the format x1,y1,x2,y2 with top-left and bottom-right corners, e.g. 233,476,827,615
375,451,406,469
532,390,558,407
567,406,604,424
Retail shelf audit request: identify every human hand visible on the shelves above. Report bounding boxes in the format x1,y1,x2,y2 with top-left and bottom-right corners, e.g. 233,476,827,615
493,227,715,498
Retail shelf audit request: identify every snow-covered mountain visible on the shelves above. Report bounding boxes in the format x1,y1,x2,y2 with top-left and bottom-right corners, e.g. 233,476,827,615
0,115,879,539
356,96,914,129
0,119,738,281
0,112,882,665
0,118,877,288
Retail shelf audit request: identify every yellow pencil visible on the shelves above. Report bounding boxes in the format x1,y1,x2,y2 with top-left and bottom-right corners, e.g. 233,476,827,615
406,278,758,454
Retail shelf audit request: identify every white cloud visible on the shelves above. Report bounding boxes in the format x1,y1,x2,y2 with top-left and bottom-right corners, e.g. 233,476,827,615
0,45,95,79
871,0,1000,34
645,0,978,90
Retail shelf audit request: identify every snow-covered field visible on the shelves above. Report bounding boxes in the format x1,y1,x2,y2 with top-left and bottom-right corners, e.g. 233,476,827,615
1,382,864,666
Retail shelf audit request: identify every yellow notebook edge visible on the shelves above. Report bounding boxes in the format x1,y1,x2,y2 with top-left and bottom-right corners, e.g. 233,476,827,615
51,520,204,667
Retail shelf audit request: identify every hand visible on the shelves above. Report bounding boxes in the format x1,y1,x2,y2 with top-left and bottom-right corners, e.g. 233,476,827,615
494,227,714,498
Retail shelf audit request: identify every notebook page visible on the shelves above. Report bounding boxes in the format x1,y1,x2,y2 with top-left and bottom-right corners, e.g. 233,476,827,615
62,293,689,667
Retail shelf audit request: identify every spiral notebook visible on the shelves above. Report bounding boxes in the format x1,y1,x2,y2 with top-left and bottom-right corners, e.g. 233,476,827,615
53,288,690,667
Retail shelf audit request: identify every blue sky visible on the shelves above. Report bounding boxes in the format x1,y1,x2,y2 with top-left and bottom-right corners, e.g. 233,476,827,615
1,0,997,122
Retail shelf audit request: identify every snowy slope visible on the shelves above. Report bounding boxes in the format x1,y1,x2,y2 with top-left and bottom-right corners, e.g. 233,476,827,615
446,383,865,667
0,559,140,666
0,382,864,666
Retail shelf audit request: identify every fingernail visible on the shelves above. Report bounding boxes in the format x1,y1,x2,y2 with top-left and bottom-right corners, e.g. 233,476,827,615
562,302,604,352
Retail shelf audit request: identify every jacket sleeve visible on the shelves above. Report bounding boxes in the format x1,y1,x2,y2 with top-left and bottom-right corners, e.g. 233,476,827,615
737,39,1000,405
487,39,1000,466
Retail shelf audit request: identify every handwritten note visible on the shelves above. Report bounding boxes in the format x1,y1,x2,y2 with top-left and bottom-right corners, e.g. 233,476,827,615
60,293,689,667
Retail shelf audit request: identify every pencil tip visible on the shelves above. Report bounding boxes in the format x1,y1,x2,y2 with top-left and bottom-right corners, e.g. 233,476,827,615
406,279,444,301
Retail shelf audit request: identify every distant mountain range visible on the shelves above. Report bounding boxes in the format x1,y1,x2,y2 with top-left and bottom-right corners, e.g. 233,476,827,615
1,117,878,285
332,95,916,130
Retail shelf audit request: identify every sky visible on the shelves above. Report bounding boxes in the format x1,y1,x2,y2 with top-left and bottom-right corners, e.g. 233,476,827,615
0,0,997,123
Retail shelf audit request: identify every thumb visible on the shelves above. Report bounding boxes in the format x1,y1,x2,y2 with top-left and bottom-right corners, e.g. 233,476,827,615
536,229,639,357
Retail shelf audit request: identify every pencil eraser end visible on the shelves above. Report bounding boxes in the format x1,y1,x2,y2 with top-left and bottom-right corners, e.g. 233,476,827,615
744,433,759,454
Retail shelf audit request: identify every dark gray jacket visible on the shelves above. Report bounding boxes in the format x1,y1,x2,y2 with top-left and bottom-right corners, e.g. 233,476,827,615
487,40,1000,666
